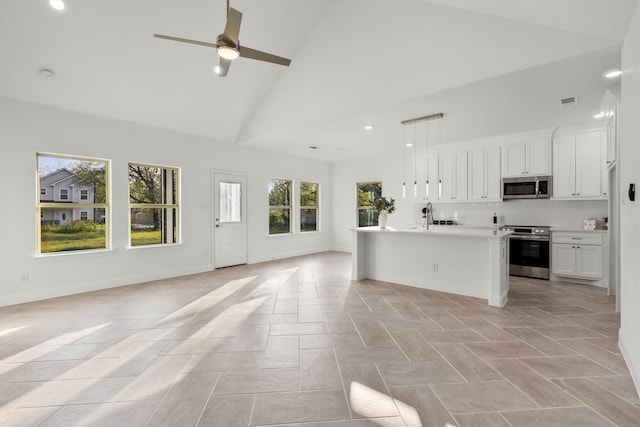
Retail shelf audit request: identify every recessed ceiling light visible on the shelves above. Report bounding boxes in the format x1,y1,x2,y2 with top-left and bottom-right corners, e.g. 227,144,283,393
49,0,65,10
364,125,374,130
593,112,606,119
603,69,622,79
406,143,413,147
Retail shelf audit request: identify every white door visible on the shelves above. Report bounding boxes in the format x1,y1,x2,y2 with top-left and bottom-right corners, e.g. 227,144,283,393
576,245,603,279
502,142,526,177
214,173,247,268
575,133,602,198
527,138,551,175
454,151,468,201
468,148,486,201
485,146,501,201
551,244,575,276
552,137,576,198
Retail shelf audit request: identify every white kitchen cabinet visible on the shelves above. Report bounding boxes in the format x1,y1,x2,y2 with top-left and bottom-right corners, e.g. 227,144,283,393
552,130,605,200
551,232,603,280
440,150,467,201
501,137,550,177
468,146,501,201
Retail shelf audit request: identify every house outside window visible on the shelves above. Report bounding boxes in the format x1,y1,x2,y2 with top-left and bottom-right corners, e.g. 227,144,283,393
37,154,109,254
300,181,319,232
269,178,292,235
357,181,382,227
128,163,180,246
80,189,88,200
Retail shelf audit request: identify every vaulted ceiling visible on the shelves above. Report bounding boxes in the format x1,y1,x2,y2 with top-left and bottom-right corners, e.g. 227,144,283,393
1,0,635,161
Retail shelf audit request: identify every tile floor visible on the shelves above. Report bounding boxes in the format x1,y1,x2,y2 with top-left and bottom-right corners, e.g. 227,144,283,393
0,251,638,426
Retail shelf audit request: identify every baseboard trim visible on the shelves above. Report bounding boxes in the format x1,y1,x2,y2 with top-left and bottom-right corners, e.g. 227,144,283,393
618,327,640,399
2,264,213,308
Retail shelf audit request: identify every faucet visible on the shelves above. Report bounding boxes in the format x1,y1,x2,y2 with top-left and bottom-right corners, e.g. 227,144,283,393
423,203,433,229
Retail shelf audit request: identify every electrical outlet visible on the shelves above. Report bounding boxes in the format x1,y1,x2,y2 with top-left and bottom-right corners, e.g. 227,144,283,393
20,273,29,282
432,263,438,272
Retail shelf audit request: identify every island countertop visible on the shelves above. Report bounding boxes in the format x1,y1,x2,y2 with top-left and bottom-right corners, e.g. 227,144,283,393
353,226,513,240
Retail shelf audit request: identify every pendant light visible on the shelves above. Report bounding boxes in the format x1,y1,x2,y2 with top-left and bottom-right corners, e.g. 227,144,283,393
413,121,418,198
402,124,406,198
400,113,444,200
438,117,443,198
424,120,429,199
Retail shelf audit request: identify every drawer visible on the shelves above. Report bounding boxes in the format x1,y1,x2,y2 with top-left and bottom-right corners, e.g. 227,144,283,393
552,233,603,245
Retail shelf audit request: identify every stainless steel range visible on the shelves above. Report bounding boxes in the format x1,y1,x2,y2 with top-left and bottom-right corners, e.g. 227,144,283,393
503,225,551,280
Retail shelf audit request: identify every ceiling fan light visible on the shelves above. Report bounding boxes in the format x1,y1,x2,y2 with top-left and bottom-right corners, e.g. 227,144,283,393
217,45,239,60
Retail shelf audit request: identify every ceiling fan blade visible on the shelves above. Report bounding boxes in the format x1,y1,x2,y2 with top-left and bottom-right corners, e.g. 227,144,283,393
154,34,218,49
238,46,291,66
223,7,242,45
216,58,231,77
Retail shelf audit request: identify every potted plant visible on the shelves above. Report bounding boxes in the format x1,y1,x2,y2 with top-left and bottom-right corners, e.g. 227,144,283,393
372,196,396,229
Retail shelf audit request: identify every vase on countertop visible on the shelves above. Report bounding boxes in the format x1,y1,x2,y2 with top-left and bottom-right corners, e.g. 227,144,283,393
378,213,388,229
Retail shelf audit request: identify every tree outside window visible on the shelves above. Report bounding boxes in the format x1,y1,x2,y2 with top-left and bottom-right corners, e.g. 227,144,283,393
128,163,180,246
269,178,292,235
37,154,109,254
300,182,319,232
357,182,382,227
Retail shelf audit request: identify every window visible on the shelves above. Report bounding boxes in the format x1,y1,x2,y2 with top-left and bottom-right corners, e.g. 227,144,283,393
40,188,46,196
269,178,292,235
357,181,382,227
219,181,241,223
80,189,88,200
300,182,319,232
128,163,179,246
37,154,109,254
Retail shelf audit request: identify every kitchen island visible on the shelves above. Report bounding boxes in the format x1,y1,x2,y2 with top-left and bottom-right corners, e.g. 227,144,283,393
352,226,512,306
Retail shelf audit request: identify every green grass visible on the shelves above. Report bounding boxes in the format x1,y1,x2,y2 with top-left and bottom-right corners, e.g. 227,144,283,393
41,226,106,253
131,229,162,246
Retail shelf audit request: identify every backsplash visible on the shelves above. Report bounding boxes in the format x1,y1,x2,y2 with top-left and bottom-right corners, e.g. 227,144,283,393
415,199,608,229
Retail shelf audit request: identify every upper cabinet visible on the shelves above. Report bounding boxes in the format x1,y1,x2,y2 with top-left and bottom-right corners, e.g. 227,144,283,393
500,133,551,177
468,146,501,201
552,128,607,200
440,150,468,202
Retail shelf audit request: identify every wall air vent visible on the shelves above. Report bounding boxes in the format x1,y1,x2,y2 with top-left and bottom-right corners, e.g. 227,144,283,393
560,96,579,106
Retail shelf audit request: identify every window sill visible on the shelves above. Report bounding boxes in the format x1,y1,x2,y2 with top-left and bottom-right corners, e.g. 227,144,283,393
127,243,183,250
35,248,115,261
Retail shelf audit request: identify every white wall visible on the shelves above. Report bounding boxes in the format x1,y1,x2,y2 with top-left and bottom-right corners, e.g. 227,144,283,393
330,153,607,252
0,98,331,307
619,1,640,396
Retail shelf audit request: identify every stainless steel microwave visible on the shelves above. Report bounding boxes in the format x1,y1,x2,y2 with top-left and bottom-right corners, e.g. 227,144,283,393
502,176,552,200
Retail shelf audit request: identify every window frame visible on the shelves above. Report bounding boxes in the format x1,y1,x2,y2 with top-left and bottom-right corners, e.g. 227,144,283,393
268,178,293,236
356,181,382,227
59,188,69,200
299,181,319,233
80,189,88,200
36,153,111,255
128,162,181,248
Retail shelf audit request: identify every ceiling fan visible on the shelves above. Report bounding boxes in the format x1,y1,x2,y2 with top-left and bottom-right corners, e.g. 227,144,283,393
153,0,291,77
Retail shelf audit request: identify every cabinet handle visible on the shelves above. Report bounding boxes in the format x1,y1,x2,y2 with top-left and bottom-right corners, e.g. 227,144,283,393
572,193,575,196
577,193,580,195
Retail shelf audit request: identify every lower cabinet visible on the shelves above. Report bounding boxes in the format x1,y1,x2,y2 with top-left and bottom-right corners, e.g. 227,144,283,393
551,232,603,280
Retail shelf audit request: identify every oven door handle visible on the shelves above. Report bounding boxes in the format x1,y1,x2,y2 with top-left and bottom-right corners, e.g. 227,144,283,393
508,235,549,241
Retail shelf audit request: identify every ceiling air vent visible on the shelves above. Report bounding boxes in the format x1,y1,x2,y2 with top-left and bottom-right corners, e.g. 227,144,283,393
560,96,579,106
